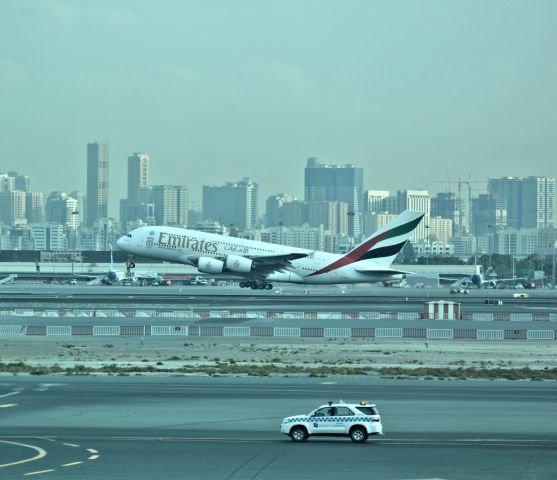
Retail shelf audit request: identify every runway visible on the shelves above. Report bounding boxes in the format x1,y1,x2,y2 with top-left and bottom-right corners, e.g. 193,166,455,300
2,284,557,312
1,377,556,479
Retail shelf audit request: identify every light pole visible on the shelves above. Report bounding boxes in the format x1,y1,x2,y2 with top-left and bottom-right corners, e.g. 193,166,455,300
487,224,493,270
71,209,79,276
424,225,430,265
549,242,557,288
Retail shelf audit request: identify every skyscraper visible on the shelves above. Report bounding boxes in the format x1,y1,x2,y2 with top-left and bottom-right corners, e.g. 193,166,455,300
127,153,150,205
521,176,555,229
488,176,555,229
25,192,45,224
86,141,109,226
488,177,522,229
304,157,363,236
0,190,26,225
202,178,258,230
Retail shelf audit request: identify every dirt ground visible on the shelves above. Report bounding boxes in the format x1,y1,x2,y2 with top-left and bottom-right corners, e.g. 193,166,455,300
1,336,556,372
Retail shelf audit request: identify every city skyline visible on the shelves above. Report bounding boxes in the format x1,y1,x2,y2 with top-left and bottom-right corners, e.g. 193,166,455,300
1,1,556,214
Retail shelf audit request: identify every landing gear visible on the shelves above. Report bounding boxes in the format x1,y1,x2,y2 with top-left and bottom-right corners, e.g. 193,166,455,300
239,280,273,290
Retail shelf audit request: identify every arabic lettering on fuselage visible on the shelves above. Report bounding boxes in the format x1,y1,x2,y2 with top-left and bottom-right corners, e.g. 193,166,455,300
150,231,249,255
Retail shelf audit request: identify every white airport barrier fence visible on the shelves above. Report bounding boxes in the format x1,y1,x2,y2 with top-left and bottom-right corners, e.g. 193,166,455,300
510,313,533,322
151,325,188,336
224,326,251,337
274,327,301,337
526,330,555,340
92,326,121,336
472,313,494,321
324,328,351,338
0,325,24,335
427,328,454,339
477,329,505,340
46,326,71,336
1,324,556,340
375,328,403,338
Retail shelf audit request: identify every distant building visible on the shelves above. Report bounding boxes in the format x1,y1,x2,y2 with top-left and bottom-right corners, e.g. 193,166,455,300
307,200,348,235
304,157,363,236
0,190,26,225
429,216,453,244
45,192,78,229
260,224,324,251
431,192,456,220
86,141,109,226
31,223,67,251
127,153,150,204
363,212,395,237
413,241,454,256
471,194,497,236
396,190,430,241
282,200,307,227
487,176,554,230
265,193,294,227
25,192,45,224
493,228,538,257
363,190,390,213
152,185,188,226
521,176,555,229
203,178,258,230
0,173,15,192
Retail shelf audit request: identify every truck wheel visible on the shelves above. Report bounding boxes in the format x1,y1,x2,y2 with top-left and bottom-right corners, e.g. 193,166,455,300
290,426,308,442
350,426,368,443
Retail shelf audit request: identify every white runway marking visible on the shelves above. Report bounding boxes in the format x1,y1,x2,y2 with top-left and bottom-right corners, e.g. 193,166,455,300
0,391,20,399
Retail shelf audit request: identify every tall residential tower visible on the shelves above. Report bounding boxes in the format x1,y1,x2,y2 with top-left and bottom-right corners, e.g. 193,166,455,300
86,141,109,226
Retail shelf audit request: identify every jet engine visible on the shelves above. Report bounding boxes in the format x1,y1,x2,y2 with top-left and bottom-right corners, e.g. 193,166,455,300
225,255,253,273
197,257,224,274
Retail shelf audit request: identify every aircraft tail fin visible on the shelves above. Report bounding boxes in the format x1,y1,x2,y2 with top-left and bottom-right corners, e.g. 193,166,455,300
347,210,424,268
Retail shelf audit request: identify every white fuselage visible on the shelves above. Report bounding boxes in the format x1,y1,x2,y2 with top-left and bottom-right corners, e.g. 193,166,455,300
117,226,403,285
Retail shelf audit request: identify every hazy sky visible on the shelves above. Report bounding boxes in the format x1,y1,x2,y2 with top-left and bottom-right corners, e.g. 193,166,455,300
1,0,556,214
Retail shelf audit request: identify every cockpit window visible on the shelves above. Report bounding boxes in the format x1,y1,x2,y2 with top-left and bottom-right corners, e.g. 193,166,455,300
127,234,132,237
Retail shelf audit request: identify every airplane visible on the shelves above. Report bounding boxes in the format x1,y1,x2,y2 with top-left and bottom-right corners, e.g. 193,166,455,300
116,210,424,290
75,249,167,286
449,258,524,289
75,248,129,285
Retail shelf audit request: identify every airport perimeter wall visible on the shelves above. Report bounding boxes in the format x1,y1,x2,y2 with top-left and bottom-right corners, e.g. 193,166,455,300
0,323,555,340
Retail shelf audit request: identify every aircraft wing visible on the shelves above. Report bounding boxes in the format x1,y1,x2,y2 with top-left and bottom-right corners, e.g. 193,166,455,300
354,268,413,275
491,277,526,284
74,273,105,285
247,252,308,278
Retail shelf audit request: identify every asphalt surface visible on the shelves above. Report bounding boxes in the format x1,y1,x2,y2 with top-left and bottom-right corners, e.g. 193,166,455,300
2,284,557,313
1,377,556,479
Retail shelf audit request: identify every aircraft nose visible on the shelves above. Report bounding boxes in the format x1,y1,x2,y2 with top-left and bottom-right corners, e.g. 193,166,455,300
116,235,127,250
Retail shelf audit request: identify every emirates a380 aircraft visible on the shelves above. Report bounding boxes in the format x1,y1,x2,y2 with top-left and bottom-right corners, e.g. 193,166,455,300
116,210,424,290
